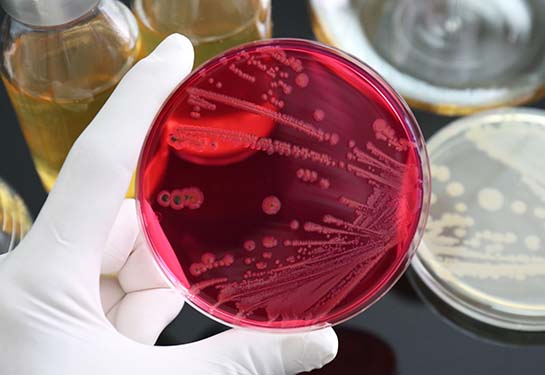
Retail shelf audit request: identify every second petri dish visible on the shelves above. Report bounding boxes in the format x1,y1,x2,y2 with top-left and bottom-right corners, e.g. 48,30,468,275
309,0,545,115
413,108,545,331
137,39,429,330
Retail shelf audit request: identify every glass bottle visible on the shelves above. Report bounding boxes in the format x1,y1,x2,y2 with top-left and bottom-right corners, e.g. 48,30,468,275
309,0,545,116
132,0,272,68
0,178,32,255
0,0,142,193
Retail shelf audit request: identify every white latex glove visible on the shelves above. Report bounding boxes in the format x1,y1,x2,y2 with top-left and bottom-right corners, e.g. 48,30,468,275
0,34,337,375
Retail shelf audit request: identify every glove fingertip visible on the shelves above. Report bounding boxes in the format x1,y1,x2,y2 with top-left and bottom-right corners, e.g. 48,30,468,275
302,327,338,369
145,33,195,72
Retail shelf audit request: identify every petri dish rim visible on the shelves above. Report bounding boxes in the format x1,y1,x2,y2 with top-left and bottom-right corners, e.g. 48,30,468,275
412,107,545,332
136,38,431,331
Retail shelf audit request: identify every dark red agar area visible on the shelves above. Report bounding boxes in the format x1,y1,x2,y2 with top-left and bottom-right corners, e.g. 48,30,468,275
138,40,428,330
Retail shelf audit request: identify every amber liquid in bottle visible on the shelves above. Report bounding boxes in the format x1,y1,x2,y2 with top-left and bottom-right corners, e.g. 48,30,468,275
133,0,272,67
1,0,141,193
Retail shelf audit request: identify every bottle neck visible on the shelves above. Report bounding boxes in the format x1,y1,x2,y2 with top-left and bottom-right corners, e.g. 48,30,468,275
0,0,101,27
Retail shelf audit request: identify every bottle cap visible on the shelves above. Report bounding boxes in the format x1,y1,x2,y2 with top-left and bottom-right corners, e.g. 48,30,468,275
0,0,100,27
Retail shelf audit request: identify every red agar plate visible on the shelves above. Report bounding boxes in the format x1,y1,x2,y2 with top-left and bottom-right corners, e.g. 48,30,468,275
137,39,430,330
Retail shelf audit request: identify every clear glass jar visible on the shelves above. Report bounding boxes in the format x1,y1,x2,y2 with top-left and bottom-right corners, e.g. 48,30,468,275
0,0,142,192
133,0,272,67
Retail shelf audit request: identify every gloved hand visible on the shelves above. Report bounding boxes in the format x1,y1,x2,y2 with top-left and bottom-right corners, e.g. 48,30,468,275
0,34,338,375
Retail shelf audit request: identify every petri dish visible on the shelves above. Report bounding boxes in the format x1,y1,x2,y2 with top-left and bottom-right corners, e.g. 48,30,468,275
412,108,545,331
0,178,32,255
309,0,545,116
137,39,430,330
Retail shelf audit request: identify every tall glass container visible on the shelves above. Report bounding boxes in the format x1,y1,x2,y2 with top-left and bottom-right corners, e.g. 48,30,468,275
0,0,142,192
132,0,272,67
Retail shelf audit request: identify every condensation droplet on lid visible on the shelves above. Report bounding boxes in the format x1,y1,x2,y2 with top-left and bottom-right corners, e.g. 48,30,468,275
256,261,267,270
262,252,272,259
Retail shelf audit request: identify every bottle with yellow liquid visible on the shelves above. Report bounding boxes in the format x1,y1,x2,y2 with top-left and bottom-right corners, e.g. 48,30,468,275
0,0,142,193
133,0,272,67
0,178,32,255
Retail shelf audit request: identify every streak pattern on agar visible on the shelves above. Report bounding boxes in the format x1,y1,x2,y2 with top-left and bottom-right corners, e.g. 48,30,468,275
139,41,425,329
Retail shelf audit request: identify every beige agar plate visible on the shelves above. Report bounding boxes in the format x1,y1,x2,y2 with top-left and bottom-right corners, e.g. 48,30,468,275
413,108,545,331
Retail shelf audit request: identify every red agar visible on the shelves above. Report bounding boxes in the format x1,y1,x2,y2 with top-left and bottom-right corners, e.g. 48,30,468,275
137,39,428,330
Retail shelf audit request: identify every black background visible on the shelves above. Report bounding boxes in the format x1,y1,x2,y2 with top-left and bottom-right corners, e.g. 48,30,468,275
1,1,545,374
